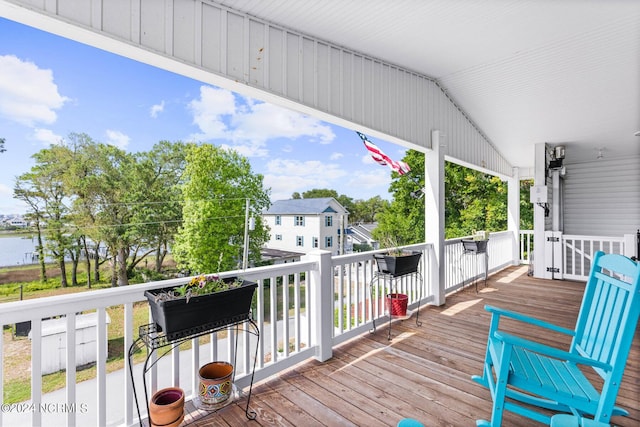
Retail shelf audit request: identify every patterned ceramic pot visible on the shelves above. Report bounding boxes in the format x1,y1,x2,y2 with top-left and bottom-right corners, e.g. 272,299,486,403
198,361,234,404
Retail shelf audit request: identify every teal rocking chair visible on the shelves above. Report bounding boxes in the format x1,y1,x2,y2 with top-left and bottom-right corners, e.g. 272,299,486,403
472,251,640,426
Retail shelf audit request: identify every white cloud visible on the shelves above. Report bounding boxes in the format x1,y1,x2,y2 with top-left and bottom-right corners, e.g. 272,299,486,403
362,153,378,165
105,130,130,149
188,86,235,141
264,158,347,201
150,100,165,118
231,102,335,144
346,169,391,190
187,86,335,156
330,152,343,160
0,55,68,126
32,128,63,146
219,141,268,158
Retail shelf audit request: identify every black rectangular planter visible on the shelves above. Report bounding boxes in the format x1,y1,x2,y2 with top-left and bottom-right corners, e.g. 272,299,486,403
145,278,257,340
374,251,422,277
461,239,488,254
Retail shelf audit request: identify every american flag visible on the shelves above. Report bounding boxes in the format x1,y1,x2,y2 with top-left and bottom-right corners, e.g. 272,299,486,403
357,131,410,175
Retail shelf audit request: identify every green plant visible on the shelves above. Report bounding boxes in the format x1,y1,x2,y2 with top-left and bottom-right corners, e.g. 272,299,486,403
154,274,243,303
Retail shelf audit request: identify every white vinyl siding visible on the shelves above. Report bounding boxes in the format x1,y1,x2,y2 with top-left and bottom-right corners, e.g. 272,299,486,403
35,1,513,178
563,157,640,236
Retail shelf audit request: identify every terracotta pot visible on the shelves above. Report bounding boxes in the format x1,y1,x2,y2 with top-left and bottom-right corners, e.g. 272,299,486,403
149,387,184,427
199,361,234,404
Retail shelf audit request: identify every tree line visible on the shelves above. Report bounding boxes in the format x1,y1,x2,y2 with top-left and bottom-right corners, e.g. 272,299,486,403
373,150,533,245
14,133,269,287
293,150,533,248
12,133,531,288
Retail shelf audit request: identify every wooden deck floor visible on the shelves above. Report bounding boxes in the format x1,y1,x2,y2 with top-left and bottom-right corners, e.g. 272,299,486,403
184,266,640,427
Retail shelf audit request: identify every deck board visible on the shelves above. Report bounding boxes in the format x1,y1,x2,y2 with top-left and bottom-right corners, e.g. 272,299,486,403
189,265,640,427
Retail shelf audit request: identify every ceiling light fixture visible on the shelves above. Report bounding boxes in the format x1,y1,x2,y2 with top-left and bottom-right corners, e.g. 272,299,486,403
596,148,604,160
634,131,640,136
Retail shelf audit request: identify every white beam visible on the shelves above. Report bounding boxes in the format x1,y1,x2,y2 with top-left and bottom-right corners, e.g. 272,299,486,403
425,130,445,305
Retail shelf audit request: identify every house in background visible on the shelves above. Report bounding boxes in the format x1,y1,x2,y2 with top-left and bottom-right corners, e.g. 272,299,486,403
2,215,27,229
346,223,379,251
262,198,349,256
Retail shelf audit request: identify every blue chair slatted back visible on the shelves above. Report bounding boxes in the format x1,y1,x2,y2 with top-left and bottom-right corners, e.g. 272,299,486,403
572,251,640,417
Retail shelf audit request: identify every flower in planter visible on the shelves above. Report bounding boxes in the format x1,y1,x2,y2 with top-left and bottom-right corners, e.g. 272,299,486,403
154,274,243,303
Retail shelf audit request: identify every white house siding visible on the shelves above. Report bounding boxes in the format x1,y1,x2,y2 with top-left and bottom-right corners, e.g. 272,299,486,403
1,0,512,178
264,213,341,255
563,157,640,237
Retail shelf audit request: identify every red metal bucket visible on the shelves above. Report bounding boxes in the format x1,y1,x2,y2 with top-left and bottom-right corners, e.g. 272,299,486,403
385,293,408,316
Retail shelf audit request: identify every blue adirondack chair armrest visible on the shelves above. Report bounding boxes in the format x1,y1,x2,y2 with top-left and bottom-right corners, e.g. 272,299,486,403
493,331,612,372
484,305,576,336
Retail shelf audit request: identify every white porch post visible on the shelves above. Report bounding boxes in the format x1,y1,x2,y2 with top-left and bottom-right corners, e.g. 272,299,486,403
507,167,521,266
425,130,445,306
305,250,333,362
533,143,548,278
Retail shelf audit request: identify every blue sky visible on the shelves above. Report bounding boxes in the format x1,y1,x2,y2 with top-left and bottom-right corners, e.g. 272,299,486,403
0,17,409,214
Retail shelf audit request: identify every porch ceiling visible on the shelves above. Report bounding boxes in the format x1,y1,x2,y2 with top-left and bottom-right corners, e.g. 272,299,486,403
219,0,640,168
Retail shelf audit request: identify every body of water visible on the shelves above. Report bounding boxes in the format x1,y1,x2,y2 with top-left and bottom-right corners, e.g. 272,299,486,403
0,234,44,267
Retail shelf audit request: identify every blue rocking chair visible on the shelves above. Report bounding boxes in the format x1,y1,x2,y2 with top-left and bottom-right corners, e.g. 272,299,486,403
472,251,640,426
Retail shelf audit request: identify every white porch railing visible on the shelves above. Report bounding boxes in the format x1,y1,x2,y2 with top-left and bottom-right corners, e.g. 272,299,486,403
0,244,433,427
562,234,626,281
444,230,518,293
519,230,534,265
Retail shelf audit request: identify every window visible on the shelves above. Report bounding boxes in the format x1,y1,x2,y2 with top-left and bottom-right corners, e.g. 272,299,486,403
312,237,319,248
325,215,333,227
275,234,282,241
325,236,333,247
296,236,304,247
295,216,305,226
275,215,281,225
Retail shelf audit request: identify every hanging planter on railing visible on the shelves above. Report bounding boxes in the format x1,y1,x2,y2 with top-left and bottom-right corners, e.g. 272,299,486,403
374,251,422,277
144,275,257,340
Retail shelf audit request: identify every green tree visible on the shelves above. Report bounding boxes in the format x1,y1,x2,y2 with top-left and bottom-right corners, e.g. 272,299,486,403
173,144,270,273
520,179,534,230
14,178,48,283
0,137,6,153
350,196,389,223
15,145,73,287
373,150,532,244
445,163,508,238
301,188,338,199
130,141,187,273
373,150,425,246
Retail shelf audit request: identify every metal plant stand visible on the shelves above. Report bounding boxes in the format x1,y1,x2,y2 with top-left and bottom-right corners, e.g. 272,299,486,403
128,315,260,426
461,239,489,292
369,271,423,340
